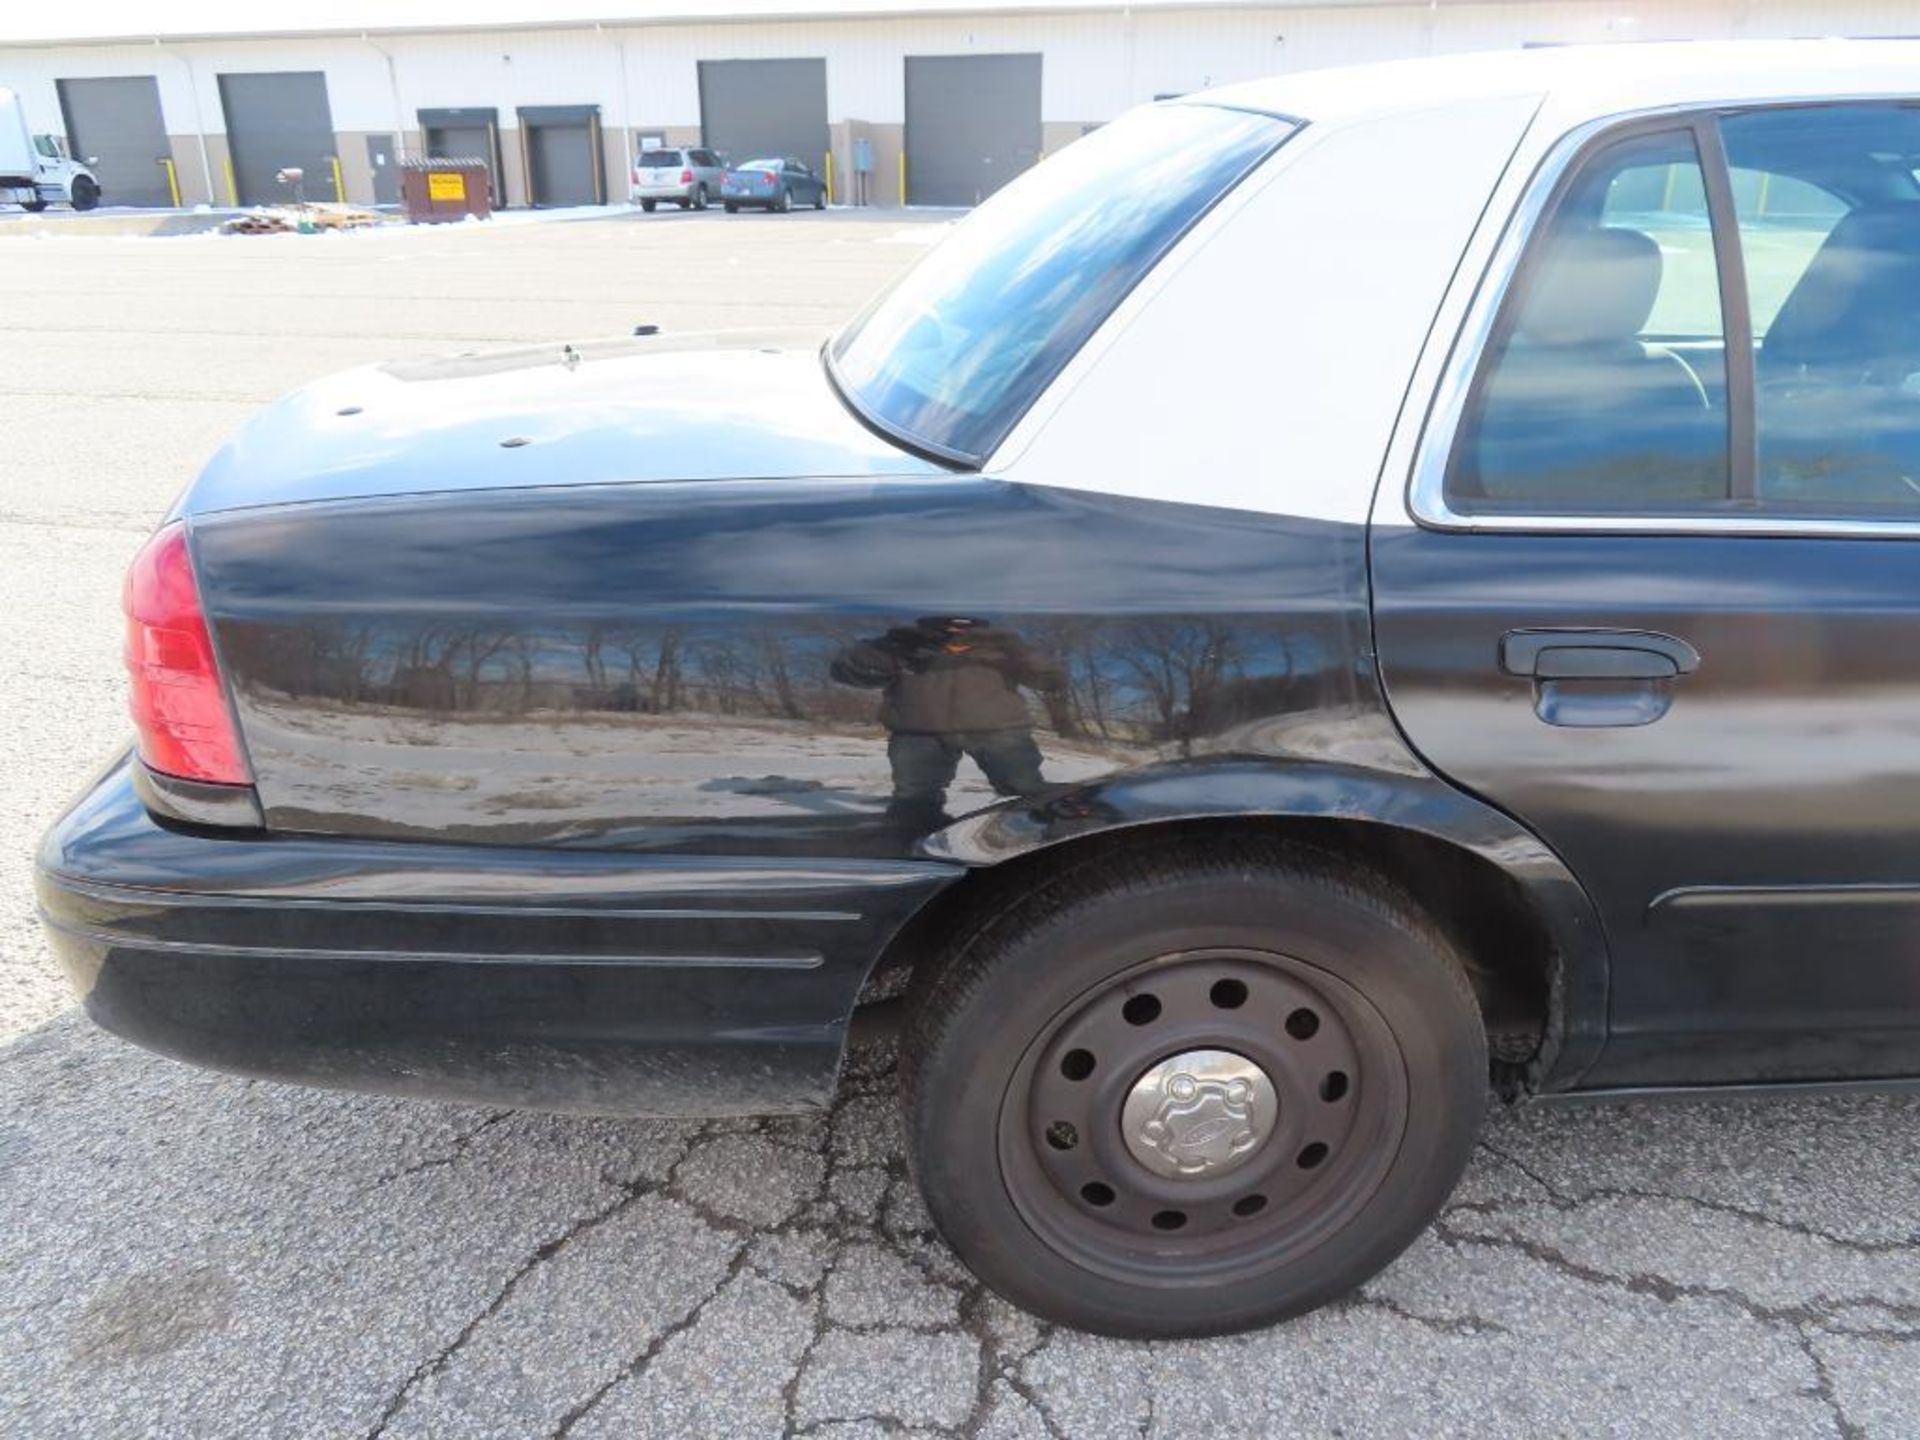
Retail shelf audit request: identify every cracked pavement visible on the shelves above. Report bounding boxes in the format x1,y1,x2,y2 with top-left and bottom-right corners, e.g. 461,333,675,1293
4,209,1919,1438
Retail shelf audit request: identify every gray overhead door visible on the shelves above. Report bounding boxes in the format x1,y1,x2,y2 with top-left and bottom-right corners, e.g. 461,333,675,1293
420,107,502,205
519,106,604,206
698,59,828,169
56,75,172,207
905,54,1042,207
218,71,337,206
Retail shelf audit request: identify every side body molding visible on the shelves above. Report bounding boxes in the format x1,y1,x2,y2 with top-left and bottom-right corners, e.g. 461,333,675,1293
924,752,1610,1093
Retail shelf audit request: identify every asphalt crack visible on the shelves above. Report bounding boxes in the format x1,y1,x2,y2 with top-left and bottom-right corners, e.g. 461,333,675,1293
1342,1288,1511,1338
359,1129,698,1440
549,1248,754,1439
1796,1325,1867,1440
366,1110,513,1189
1475,1135,1920,1255
1434,1212,1896,1438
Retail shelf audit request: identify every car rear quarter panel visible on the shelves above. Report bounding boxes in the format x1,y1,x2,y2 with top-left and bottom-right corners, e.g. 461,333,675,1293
193,476,1379,857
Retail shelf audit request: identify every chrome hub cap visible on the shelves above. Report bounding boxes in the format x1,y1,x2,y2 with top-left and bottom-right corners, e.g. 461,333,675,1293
1121,1048,1276,1179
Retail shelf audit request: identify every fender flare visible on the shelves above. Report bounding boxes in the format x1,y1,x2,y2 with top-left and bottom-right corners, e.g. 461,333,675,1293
921,755,1609,1091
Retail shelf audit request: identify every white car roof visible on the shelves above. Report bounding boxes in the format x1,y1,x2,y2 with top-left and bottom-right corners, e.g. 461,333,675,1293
1199,39,1920,132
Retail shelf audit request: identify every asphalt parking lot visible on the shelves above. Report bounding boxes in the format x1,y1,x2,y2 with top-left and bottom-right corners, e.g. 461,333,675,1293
3,206,1919,1439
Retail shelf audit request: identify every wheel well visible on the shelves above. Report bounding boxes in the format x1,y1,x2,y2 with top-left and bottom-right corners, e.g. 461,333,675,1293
863,816,1557,1091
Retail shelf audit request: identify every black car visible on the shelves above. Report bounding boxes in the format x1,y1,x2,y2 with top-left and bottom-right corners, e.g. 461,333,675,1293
37,42,1920,1338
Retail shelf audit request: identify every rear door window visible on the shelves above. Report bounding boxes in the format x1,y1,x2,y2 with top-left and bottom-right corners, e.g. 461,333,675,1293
1446,102,1920,523
1722,105,1920,513
1448,129,1731,511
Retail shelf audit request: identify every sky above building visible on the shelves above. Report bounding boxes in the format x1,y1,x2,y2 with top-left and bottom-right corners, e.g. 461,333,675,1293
0,0,1275,47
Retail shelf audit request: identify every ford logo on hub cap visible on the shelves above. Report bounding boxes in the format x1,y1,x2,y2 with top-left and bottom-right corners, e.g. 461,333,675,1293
1120,1048,1277,1179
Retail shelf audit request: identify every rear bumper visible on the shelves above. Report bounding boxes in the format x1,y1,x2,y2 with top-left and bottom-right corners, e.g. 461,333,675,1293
36,755,957,1116
631,183,695,201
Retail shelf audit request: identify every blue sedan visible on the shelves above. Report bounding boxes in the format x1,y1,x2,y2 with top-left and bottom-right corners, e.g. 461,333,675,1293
721,156,828,213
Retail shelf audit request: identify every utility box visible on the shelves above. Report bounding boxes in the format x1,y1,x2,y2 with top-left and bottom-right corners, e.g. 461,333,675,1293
400,157,492,221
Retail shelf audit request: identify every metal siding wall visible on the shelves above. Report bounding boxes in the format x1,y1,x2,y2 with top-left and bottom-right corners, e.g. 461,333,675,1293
1741,0,1920,34
7,3,1920,203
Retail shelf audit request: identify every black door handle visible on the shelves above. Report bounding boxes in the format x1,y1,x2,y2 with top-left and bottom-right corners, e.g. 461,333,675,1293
1500,629,1700,728
1501,629,1701,679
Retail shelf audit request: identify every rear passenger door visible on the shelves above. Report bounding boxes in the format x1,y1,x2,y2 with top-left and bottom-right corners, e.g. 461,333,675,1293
1373,104,1920,1090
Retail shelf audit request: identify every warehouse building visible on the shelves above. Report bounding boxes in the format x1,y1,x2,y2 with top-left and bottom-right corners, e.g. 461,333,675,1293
2,0,1914,210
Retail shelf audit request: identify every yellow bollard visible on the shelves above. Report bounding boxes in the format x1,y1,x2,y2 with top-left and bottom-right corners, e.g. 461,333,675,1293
824,151,834,206
898,150,907,207
331,156,345,204
223,154,238,206
159,156,181,208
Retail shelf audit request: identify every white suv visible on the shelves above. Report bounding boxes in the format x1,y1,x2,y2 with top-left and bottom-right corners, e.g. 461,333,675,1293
631,147,726,212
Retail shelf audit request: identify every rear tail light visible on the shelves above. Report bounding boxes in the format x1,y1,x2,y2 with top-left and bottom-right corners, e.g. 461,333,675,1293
123,522,251,785
680,168,693,184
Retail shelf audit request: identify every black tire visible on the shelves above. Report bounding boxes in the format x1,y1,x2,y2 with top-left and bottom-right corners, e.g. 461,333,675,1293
677,197,692,210
693,184,709,211
775,186,792,214
20,197,48,213
813,188,826,210
901,837,1486,1338
723,202,738,214
69,176,99,212
640,199,657,213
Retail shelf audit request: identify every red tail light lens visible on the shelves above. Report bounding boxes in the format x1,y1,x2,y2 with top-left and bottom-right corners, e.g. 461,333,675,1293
123,523,251,785
680,168,693,183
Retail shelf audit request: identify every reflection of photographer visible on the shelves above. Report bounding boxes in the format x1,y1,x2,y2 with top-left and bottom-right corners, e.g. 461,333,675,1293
832,617,1060,816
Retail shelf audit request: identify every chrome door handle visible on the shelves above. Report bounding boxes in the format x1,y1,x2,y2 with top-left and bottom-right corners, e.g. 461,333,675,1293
1500,629,1700,728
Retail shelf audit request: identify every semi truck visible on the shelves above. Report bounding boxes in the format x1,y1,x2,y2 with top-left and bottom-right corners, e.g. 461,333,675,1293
1,89,101,211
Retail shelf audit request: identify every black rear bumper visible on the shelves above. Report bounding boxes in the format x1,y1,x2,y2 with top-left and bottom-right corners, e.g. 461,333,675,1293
36,756,958,1115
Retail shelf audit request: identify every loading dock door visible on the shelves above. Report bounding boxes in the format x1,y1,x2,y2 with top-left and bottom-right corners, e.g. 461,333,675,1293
218,71,337,206
419,108,502,206
697,59,828,169
56,75,172,207
518,106,604,207
905,54,1042,207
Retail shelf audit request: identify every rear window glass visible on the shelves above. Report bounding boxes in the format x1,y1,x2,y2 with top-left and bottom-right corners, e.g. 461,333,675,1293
828,103,1294,463
640,150,680,167
741,159,780,171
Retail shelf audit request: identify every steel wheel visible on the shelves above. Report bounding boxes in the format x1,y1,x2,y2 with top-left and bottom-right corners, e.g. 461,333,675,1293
901,838,1486,1337
1000,947,1405,1282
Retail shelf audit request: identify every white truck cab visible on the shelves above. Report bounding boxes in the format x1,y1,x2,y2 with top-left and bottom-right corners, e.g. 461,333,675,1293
1,90,101,211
